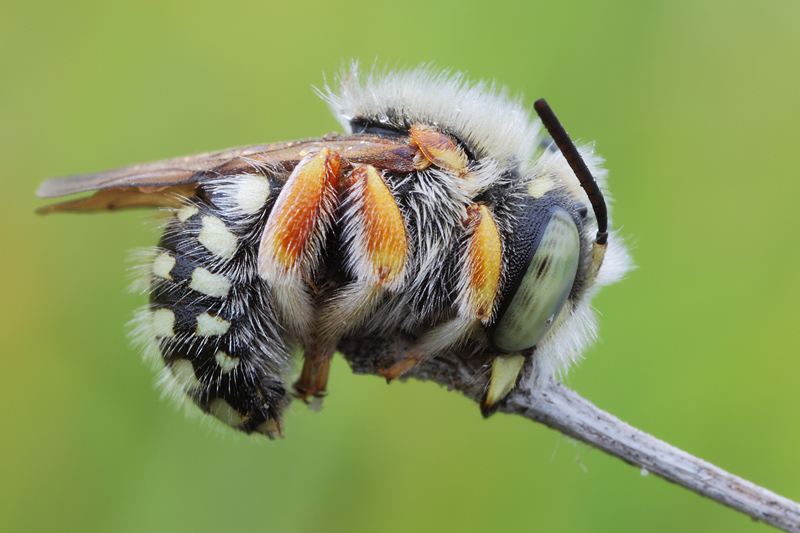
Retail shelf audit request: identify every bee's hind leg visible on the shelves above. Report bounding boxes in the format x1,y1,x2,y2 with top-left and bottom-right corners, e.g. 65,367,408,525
294,341,335,401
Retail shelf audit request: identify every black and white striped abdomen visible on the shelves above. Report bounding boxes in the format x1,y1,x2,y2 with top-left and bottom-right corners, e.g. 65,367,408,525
143,193,291,438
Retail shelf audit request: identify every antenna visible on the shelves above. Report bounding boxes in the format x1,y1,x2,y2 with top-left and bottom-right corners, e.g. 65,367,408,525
534,99,608,245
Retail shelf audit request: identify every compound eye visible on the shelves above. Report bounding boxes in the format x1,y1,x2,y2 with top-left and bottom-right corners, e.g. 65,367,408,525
490,207,580,353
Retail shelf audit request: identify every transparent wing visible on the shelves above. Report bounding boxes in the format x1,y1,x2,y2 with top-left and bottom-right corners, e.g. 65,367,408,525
36,141,312,198
35,134,418,213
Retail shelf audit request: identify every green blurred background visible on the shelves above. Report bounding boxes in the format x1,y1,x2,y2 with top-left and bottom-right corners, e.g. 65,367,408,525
3,1,799,531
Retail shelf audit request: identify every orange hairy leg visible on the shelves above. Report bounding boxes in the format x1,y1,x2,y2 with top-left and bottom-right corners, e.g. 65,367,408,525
257,147,342,344
258,148,341,274
379,204,501,382
296,164,408,399
463,204,502,321
353,164,407,286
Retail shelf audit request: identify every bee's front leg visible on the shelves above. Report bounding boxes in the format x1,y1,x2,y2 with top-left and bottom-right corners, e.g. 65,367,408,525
380,204,503,381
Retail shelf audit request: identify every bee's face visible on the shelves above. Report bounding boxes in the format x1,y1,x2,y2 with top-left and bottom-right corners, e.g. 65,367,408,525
37,65,631,437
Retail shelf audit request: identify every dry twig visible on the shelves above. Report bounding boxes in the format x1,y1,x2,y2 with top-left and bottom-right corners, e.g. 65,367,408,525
339,334,800,533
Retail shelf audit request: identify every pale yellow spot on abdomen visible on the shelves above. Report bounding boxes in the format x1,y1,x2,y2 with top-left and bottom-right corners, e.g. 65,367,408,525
198,216,238,259
151,252,176,280
176,205,199,222
196,313,231,336
151,308,175,337
256,419,281,439
170,359,201,391
233,175,271,214
208,398,247,426
214,350,240,374
189,267,231,298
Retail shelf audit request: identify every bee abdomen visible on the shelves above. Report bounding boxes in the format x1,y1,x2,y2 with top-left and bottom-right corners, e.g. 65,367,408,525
144,199,289,438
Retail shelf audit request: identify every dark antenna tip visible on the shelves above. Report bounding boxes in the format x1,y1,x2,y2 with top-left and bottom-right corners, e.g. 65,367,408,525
534,99,608,243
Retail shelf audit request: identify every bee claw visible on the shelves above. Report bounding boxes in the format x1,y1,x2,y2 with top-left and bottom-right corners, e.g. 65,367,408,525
293,390,310,403
480,400,500,418
378,357,418,383
376,367,394,383
292,383,314,402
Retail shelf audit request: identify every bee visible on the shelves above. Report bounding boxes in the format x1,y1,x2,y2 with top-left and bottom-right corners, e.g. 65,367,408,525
37,65,630,438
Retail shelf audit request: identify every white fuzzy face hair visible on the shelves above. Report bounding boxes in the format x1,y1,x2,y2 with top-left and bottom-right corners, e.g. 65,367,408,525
37,64,631,437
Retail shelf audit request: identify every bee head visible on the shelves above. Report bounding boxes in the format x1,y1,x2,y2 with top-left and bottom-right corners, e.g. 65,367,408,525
489,100,610,355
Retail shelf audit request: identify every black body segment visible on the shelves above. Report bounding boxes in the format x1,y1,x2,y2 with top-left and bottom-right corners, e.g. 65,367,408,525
149,194,290,436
